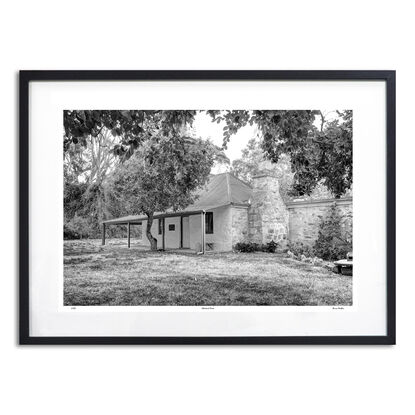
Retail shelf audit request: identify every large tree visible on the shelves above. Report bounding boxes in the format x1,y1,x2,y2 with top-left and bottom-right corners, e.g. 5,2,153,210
64,110,198,158
108,135,219,250
64,127,120,237
231,135,338,201
208,110,352,197
65,110,352,198
231,136,294,201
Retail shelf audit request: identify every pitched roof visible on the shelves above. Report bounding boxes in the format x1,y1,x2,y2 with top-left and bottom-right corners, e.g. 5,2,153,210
103,172,252,224
188,172,252,210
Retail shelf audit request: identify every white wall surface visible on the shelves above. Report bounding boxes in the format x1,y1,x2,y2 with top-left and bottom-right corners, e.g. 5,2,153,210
164,217,181,249
182,216,190,248
1,1,413,415
187,207,233,251
189,213,202,251
205,206,233,251
140,217,183,249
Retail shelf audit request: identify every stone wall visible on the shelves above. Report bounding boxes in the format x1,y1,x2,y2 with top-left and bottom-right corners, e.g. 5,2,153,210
287,198,352,246
231,206,249,247
248,167,289,246
230,161,352,250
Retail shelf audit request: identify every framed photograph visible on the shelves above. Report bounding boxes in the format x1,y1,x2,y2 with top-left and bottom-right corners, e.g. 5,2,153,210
19,70,395,345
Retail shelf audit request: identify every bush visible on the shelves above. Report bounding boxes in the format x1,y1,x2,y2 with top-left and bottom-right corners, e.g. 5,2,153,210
64,224,81,240
234,242,260,252
313,203,352,261
288,241,314,258
234,240,278,253
65,215,91,239
263,240,278,253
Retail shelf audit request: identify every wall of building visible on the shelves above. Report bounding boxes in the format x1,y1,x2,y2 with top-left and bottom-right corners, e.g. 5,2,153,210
138,206,233,251
136,196,352,252
182,216,190,248
209,206,233,251
243,166,352,249
139,217,182,249
188,214,202,251
248,170,289,246
189,206,233,252
164,217,181,248
231,206,249,247
287,198,353,246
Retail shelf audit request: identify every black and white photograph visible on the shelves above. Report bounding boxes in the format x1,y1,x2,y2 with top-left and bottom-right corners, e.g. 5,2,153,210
4,0,409,411
63,109,353,307
21,70,394,345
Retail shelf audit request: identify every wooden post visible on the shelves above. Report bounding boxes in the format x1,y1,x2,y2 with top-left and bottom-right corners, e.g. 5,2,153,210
127,222,131,248
162,218,165,251
102,223,106,245
180,216,183,249
201,211,206,254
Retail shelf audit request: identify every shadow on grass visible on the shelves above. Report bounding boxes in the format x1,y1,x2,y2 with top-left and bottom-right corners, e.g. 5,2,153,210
63,240,352,307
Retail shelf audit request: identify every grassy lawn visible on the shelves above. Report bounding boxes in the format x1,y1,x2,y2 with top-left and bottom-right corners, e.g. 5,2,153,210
64,239,352,306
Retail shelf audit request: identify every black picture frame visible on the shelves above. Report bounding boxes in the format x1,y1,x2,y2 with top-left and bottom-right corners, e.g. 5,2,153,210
19,70,396,345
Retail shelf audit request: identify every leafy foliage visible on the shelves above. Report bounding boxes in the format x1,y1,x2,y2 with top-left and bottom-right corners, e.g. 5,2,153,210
234,241,259,252
108,135,219,250
263,240,278,253
313,203,352,261
64,127,120,238
64,225,81,240
208,110,352,197
230,136,294,200
64,215,90,239
292,182,335,201
64,182,87,219
65,110,352,198
234,240,278,253
64,110,198,158
63,181,98,238
287,241,315,259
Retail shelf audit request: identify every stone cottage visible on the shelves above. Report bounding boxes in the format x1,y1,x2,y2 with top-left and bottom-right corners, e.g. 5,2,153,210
102,165,352,252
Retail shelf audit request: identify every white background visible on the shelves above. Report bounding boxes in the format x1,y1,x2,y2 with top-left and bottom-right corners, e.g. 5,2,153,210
1,1,413,414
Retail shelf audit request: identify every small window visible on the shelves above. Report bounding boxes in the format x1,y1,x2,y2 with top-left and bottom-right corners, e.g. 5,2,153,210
158,218,163,235
168,224,175,231
205,212,213,234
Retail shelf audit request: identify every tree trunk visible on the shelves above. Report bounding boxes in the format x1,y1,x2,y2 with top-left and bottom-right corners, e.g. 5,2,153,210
96,188,104,233
146,214,158,251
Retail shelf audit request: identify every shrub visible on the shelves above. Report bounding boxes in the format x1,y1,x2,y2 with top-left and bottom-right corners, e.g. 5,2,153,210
234,240,279,253
288,241,314,258
234,241,260,252
64,224,81,240
263,240,278,253
313,203,352,261
65,215,91,239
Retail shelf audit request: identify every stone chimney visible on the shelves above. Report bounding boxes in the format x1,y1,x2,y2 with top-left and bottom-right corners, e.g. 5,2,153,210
248,161,289,246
